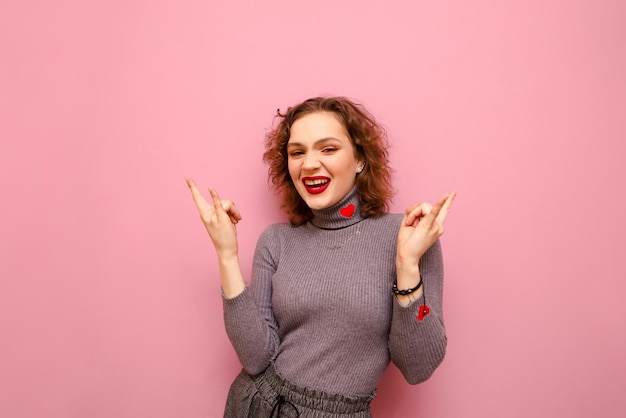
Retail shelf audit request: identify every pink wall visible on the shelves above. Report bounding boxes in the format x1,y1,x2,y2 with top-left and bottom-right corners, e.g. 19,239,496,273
1,1,625,417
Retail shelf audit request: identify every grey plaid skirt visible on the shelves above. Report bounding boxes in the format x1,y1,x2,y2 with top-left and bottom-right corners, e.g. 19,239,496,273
224,363,375,418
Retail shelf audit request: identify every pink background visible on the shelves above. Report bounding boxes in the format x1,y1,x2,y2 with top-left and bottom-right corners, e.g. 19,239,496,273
1,1,625,417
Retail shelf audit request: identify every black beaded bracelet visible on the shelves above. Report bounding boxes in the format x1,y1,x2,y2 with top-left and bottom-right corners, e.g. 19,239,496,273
392,279,422,296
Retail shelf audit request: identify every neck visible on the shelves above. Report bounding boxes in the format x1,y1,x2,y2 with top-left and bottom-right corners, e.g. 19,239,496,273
310,186,364,230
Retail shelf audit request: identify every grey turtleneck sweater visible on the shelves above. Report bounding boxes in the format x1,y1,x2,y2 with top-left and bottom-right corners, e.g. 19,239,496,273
223,188,446,396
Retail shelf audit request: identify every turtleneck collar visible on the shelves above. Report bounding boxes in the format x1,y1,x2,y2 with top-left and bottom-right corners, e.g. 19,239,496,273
309,186,364,230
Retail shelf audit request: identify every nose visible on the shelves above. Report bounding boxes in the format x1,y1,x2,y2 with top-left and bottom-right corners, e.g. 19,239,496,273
302,152,320,172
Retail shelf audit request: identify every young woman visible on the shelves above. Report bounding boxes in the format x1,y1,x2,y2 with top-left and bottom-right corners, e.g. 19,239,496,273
186,97,455,417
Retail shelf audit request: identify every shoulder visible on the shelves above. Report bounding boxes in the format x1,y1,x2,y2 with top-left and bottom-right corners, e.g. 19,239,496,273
254,222,310,263
259,222,298,238
363,212,404,229
379,212,404,223
351,213,404,246
256,222,301,248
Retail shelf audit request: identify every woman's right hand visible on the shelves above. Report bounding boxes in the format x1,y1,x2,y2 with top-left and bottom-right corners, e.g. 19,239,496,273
185,177,243,259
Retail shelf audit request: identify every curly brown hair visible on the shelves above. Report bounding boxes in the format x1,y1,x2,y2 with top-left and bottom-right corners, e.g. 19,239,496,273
263,96,393,225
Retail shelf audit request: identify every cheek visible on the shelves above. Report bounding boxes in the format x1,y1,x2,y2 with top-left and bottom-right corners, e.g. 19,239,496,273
337,156,357,175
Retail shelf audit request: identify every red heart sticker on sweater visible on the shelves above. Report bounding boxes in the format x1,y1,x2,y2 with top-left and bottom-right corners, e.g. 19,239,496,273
417,305,430,321
339,204,355,218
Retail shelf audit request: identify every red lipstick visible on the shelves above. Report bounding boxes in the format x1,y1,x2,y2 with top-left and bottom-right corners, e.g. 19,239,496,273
302,176,330,194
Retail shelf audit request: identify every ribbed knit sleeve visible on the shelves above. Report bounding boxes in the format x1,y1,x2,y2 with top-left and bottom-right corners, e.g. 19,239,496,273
389,240,447,384
222,226,281,375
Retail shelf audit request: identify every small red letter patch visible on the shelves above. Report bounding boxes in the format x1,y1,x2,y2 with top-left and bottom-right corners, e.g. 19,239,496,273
418,305,430,321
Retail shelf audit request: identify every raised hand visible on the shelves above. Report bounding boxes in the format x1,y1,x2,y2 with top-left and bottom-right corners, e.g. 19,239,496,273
397,191,456,265
185,177,242,259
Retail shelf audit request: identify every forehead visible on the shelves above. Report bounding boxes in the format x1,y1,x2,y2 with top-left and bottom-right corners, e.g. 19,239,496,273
288,111,349,142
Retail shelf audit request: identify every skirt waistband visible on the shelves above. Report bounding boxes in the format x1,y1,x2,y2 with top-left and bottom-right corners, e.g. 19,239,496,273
254,363,375,415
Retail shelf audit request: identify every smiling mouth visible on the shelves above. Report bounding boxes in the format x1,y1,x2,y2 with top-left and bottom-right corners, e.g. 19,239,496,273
302,178,330,194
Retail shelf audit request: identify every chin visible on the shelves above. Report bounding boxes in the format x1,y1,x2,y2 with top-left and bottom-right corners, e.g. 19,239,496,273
303,200,329,211
299,193,334,210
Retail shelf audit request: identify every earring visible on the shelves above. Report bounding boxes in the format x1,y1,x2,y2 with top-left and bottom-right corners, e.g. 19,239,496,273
356,165,364,173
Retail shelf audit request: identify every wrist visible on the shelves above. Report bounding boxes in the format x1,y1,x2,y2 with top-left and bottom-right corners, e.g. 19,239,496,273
217,247,239,261
395,251,423,268
392,279,422,296
394,280,423,307
395,261,421,305
395,260,419,282
395,289,423,307
217,255,246,299
218,252,239,267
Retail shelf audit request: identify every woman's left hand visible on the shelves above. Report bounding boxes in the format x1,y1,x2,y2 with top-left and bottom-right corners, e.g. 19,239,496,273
397,191,456,264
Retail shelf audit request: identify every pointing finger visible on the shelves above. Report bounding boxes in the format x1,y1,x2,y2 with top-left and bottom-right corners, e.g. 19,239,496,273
185,177,212,212
208,188,225,214
436,191,457,224
185,177,201,200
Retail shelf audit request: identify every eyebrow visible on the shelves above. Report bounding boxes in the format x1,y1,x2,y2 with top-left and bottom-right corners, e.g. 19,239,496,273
287,137,342,148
